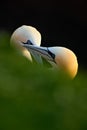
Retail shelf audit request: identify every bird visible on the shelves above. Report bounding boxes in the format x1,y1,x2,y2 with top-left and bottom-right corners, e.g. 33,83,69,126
10,25,42,63
22,43,78,78
10,25,78,78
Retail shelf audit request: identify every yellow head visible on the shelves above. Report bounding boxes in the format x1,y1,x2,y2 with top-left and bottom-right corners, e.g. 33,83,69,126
49,47,78,78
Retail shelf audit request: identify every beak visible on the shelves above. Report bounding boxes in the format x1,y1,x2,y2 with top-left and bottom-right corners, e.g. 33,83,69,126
22,43,55,63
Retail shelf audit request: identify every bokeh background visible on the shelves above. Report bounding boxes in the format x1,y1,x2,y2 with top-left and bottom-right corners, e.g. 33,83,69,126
0,1,87,130
0,0,87,68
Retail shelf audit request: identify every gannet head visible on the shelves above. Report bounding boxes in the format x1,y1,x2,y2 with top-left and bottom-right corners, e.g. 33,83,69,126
48,47,78,78
10,25,41,61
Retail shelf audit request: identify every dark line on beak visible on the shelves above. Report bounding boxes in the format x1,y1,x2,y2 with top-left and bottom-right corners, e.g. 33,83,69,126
47,48,55,59
31,47,56,63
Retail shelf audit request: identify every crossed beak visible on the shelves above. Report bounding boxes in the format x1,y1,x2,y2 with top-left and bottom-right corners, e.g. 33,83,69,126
22,43,55,63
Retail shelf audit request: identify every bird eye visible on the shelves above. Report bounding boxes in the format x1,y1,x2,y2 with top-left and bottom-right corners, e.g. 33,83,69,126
27,40,33,45
22,40,33,45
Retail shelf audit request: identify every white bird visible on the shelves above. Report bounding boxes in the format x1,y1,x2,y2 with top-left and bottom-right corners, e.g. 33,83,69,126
22,43,78,78
10,25,42,63
10,25,78,78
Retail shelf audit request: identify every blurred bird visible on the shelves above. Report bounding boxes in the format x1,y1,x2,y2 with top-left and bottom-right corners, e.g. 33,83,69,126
10,25,42,63
10,25,78,78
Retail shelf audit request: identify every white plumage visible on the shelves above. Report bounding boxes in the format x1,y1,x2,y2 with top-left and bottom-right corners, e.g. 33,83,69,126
10,25,42,62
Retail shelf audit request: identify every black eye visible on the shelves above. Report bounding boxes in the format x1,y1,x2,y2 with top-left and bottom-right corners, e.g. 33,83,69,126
22,40,33,45
26,40,33,45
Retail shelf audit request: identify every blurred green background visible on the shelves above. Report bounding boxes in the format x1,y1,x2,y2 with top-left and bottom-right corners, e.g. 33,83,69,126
0,32,87,130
